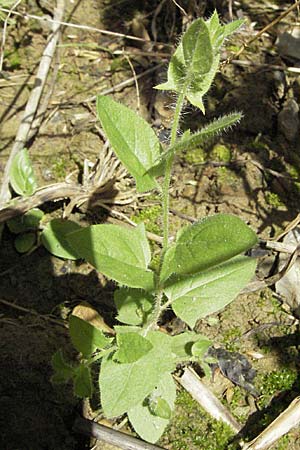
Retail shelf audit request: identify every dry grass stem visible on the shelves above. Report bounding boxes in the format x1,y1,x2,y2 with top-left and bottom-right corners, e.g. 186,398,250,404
0,0,65,206
73,416,166,450
242,397,300,449
178,367,242,433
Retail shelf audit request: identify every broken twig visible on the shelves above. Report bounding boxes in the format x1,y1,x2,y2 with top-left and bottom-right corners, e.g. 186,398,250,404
73,416,165,450
242,397,300,450
178,367,242,433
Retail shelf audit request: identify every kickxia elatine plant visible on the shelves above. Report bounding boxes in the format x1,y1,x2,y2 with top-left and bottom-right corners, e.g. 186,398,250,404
47,12,258,443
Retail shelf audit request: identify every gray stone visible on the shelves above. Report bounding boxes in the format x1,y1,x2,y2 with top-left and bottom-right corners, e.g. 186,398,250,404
278,98,299,142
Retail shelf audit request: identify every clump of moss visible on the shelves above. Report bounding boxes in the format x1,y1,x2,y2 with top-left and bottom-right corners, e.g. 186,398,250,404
160,389,237,450
276,435,291,450
51,157,67,179
183,147,206,165
287,165,300,193
258,368,298,408
131,205,161,235
216,167,239,185
222,327,242,351
110,56,130,72
265,192,283,208
4,49,21,69
211,144,231,162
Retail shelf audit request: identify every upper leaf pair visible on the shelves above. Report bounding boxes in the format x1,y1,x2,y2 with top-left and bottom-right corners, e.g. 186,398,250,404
156,11,243,113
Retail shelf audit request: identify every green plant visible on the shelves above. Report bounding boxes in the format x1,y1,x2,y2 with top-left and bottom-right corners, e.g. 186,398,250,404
44,12,257,443
6,149,44,252
0,1,17,24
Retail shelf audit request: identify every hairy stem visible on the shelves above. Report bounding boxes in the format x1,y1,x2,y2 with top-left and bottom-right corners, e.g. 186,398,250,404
146,87,188,334
161,88,186,252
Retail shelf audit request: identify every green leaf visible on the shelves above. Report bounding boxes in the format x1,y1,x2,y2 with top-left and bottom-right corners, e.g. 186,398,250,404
128,373,176,443
66,223,155,291
114,287,155,325
155,19,214,113
41,219,81,260
171,331,211,359
9,149,37,196
191,339,212,359
99,331,175,417
7,208,44,234
206,10,224,50
114,332,153,363
149,397,172,420
151,113,242,169
96,96,162,193
14,232,36,253
155,13,243,113
165,255,257,328
168,214,258,276
69,315,112,357
187,55,220,112
159,245,177,284
223,19,245,37
73,364,93,398
182,18,213,76
155,42,185,92
155,18,215,113
51,350,74,384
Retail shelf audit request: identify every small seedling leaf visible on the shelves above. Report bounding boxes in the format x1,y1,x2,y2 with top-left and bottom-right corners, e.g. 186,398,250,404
14,232,36,253
128,373,176,443
73,364,93,398
114,332,153,363
114,287,155,325
9,149,37,196
69,315,112,357
66,223,155,291
170,214,258,276
191,339,212,359
171,331,211,359
7,208,44,234
99,331,175,417
149,397,172,419
96,96,163,192
165,255,256,328
51,350,74,383
41,219,81,260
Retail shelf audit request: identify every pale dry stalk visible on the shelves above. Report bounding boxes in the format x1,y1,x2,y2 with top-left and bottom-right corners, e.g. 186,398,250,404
0,0,65,206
